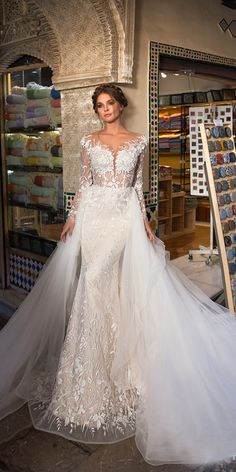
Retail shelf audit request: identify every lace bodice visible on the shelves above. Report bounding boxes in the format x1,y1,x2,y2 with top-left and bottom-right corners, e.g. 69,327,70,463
68,133,148,220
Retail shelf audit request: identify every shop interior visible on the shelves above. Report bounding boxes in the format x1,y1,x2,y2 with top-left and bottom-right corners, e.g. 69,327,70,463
158,54,236,260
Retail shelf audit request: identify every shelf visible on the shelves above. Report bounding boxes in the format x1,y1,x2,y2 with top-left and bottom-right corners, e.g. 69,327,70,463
8,200,60,214
158,175,196,239
7,166,62,173
158,216,171,221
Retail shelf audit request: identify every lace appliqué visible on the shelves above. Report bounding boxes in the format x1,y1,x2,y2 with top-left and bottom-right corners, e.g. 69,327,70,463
68,134,148,220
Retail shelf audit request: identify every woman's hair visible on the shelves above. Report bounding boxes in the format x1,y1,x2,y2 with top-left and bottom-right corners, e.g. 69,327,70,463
92,83,128,112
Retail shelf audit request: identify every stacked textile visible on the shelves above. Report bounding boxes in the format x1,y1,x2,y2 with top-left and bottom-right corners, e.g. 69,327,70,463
6,131,62,169
5,83,61,130
6,134,28,167
159,132,181,152
5,92,27,130
8,173,32,205
159,165,172,177
159,115,170,130
29,174,58,208
170,113,181,129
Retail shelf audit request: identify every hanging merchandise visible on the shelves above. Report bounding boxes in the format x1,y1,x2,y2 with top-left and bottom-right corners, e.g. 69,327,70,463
200,121,236,312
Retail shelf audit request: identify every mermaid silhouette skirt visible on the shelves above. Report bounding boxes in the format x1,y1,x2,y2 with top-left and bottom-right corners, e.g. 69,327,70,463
1,185,236,466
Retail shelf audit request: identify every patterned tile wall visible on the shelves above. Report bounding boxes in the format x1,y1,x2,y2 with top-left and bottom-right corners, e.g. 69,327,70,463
10,251,44,292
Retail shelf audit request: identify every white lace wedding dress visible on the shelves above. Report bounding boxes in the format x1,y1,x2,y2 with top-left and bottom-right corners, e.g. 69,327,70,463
1,134,236,466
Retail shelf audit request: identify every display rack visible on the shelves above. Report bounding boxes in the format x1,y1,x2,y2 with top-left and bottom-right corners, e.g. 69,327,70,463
158,175,196,239
159,105,190,192
199,122,236,312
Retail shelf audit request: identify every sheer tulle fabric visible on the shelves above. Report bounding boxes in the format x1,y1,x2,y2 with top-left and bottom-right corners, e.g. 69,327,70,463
1,188,236,466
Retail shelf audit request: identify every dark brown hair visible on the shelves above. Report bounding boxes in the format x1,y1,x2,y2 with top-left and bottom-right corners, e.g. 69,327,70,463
92,83,128,112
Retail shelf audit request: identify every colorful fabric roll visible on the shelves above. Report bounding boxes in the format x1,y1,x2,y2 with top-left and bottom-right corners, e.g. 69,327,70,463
27,98,50,108
24,116,51,128
11,86,27,96
8,174,32,187
51,88,60,99
7,148,24,157
7,156,28,166
25,150,52,158
6,94,26,104
27,157,53,168
5,113,25,120
5,104,26,113
51,157,63,167
26,107,49,118
30,185,56,198
51,145,62,157
26,87,51,100
51,99,61,108
6,119,24,129
34,175,56,187
6,134,28,149
29,195,56,207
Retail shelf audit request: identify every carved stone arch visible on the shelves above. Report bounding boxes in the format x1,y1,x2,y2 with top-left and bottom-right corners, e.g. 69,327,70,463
0,0,60,74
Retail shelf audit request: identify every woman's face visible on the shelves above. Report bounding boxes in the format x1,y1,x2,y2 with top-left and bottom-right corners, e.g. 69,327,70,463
96,92,123,123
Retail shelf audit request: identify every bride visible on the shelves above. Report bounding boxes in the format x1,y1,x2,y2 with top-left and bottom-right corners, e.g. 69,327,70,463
1,83,236,467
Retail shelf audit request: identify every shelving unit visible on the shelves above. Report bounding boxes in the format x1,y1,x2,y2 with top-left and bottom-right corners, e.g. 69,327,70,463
159,105,190,192
158,176,196,240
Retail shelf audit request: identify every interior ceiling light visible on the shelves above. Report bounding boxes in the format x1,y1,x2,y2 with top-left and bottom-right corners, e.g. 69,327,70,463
161,72,167,78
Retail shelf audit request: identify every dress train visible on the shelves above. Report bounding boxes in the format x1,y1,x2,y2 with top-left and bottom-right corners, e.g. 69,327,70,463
0,187,236,466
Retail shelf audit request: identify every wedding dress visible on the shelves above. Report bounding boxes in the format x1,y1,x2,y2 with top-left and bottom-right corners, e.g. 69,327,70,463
1,134,236,466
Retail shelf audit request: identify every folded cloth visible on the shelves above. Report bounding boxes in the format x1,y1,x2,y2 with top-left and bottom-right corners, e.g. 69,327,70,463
27,98,50,108
6,94,26,105
51,98,61,108
27,157,53,168
6,134,28,149
11,86,27,96
51,145,62,157
5,104,26,113
8,184,28,195
10,194,28,204
27,88,51,99
29,195,56,207
26,107,49,118
6,119,24,129
25,150,52,158
51,156,63,167
34,175,56,188
5,113,25,120
8,174,32,187
51,88,61,99
7,148,24,157
24,116,51,128
30,185,56,198
6,156,27,166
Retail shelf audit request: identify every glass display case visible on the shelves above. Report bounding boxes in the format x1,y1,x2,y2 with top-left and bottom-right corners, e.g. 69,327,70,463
3,59,64,260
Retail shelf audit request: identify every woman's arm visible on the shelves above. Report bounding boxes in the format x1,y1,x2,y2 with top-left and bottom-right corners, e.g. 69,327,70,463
60,138,92,241
134,141,155,242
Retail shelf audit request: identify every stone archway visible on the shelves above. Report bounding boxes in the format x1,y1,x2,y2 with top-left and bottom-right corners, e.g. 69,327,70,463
0,0,136,195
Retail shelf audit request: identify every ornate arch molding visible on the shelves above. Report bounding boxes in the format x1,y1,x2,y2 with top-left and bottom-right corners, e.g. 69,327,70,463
53,0,135,90
0,0,135,88
0,0,60,73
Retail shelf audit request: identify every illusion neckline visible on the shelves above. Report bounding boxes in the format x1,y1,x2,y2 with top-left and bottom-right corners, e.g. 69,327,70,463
91,133,146,158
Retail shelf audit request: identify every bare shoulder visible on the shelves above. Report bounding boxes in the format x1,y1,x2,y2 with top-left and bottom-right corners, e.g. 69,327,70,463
124,131,148,141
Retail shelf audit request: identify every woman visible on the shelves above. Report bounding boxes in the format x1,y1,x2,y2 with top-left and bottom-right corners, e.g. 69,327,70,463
1,83,236,467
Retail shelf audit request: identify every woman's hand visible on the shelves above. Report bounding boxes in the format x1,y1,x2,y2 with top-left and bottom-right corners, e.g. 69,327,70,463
144,219,155,242
60,217,75,242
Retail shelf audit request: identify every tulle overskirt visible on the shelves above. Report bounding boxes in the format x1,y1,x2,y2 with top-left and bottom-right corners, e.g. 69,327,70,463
1,186,236,466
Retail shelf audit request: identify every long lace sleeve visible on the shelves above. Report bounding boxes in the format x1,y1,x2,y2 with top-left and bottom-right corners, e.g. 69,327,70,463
67,137,92,220
133,140,148,220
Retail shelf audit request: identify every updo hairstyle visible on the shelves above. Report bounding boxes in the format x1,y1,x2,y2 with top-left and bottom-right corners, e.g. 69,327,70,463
92,83,128,113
